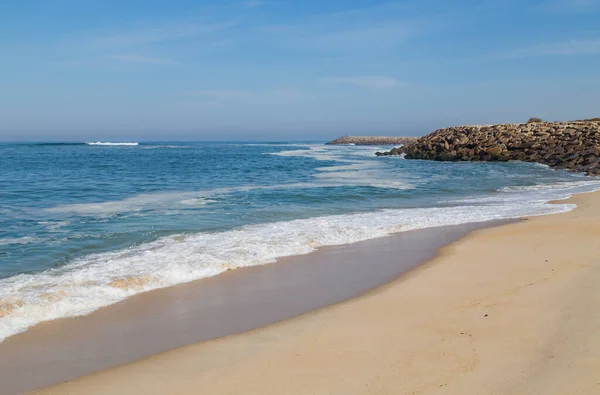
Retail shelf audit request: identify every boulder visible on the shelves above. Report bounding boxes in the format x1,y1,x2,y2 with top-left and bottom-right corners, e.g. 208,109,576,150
377,120,600,175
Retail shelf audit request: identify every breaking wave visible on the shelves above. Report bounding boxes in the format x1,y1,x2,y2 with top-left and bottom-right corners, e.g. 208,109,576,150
85,142,139,146
0,198,576,342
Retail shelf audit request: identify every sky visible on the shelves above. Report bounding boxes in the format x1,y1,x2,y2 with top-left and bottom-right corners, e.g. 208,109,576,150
0,0,599,141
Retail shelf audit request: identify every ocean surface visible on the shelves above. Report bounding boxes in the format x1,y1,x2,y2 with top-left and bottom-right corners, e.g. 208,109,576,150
1,141,600,342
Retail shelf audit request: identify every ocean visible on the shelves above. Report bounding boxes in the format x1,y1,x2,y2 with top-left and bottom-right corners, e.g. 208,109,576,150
1,141,600,342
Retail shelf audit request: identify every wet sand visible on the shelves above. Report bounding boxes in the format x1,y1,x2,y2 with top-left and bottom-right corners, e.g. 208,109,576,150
29,191,600,395
0,221,504,395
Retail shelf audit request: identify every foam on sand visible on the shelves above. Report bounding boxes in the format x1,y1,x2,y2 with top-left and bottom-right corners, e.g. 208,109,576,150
3,142,600,344
0,196,577,343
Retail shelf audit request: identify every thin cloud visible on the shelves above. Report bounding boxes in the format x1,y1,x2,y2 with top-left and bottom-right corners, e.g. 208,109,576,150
507,38,600,58
535,0,600,13
308,25,414,51
51,60,92,69
461,37,600,63
105,54,178,65
321,76,403,89
193,90,255,101
87,21,237,47
52,54,178,69
182,88,304,105
236,0,267,9
258,2,443,53
54,18,236,69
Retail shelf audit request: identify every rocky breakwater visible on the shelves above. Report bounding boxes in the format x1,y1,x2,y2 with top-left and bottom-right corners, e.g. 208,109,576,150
377,121,600,175
326,136,418,146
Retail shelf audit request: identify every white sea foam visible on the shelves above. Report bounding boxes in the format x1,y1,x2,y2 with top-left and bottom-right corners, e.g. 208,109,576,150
44,144,413,218
46,191,217,216
0,197,576,342
315,162,379,172
4,143,599,342
179,198,215,206
270,147,343,162
452,179,600,205
270,144,415,190
0,237,41,246
85,142,139,146
45,183,349,217
37,221,70,231
500,179,600,193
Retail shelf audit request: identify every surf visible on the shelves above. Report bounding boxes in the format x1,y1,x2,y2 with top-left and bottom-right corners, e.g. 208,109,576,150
85,141,139,146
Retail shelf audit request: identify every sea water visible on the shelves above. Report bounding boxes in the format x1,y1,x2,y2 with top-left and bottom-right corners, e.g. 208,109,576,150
1,141,600,342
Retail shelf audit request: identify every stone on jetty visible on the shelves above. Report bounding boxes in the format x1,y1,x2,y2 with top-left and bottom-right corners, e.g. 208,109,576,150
377,120,600,175
326,136,418,146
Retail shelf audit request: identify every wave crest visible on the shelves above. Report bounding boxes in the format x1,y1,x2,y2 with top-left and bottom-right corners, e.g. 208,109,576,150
85,142,139,146
0,199,576,342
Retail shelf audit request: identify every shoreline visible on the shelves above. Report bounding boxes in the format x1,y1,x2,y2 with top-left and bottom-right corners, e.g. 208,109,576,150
30,190,600,394
0,221,508,395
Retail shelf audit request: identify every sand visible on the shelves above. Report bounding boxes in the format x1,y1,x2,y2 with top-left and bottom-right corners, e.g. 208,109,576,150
1,222,500,394
33,191,600,395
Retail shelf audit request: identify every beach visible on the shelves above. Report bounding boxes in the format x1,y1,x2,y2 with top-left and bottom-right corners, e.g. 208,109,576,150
30,191,600,395
3,1,598,393
0,222,503,394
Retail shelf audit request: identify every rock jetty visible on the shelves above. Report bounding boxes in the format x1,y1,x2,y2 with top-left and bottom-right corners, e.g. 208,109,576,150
376,121,600,175
326,136,418,145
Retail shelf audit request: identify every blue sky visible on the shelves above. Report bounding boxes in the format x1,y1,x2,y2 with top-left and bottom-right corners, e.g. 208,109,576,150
0,0,599,141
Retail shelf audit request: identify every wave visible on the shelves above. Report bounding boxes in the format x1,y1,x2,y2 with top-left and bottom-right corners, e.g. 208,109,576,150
450,179,600,205
0,197,576,342
45,144,416,218
0,237,43,247
44,183,357,217
45,181,416,218
45,190,219,216
85,142,139,146
269,144,415,190
500,179,600,193
4,143,600,342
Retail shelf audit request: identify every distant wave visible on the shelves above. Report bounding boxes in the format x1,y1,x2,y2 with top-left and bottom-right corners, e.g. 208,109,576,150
85,141,139,146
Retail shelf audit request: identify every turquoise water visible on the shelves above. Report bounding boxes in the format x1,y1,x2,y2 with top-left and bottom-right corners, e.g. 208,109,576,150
1,141,600,341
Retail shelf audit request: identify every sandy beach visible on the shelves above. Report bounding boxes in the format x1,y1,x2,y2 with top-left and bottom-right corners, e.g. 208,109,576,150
30,190,600,395
1,222,500,394
3,2,598,394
